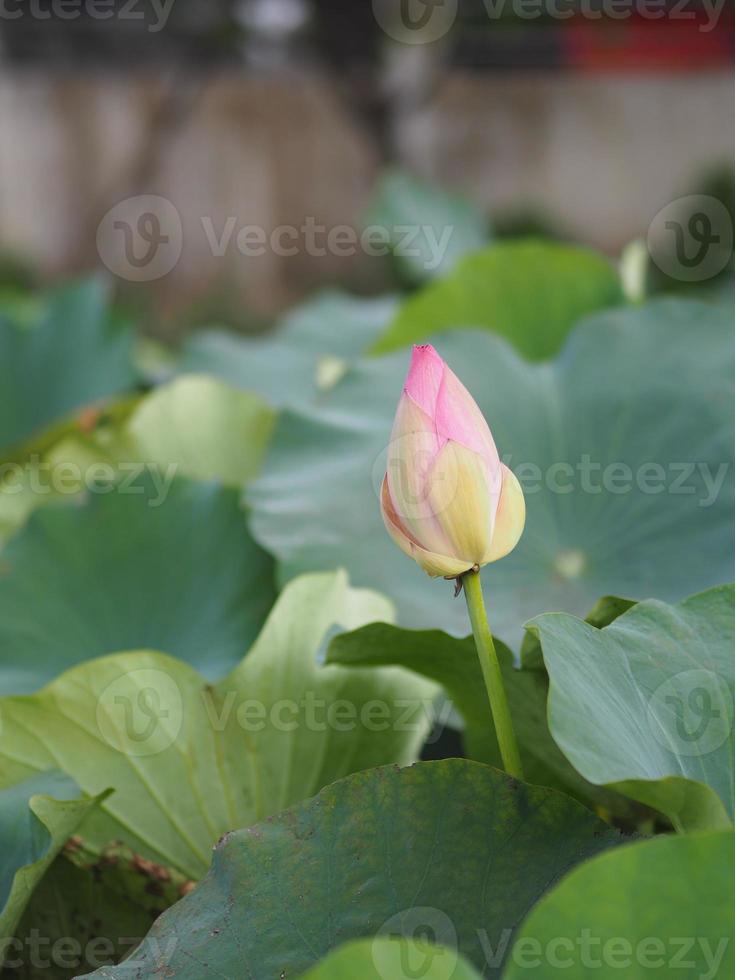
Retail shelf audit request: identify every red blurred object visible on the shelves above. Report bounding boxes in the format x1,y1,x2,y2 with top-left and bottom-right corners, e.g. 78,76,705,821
563,14,735,70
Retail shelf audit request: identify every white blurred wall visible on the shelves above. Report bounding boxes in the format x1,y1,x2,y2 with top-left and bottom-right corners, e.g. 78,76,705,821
399,70,735,249
0,66,733,321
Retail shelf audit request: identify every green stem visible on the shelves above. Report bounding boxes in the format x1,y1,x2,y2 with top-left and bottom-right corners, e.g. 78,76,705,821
462,569,524,780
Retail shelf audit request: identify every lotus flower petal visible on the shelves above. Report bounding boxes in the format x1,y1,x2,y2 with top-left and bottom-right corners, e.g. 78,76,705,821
406,344,499,463
380,477,472,578
484,464,526,563
425,441,497,564
386,392,451,557
382,345,524,578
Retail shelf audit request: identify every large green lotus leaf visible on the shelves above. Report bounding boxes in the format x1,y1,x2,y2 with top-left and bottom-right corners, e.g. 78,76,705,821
46,373,276,489
520,594,637,671
0,376,276,545
0,772,107,942
180,290,399,409
302,939,483,979
328,623,590,802
122,374,275,486
529,585,735,832
9,840,193,978
502,831,735,979
364,169,488,283
0,477,39,550
80,760,622,980
0,474,276,693
328,622,640,822
0,279,137,456
248,302,735,647
0,571,436,882
0,396,141,547
372,241,624,359
277,290,400,351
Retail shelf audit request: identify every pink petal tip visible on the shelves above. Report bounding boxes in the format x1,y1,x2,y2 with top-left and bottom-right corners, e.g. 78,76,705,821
404,344,445,418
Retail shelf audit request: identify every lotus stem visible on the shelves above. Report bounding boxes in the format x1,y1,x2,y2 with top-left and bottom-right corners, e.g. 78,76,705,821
462,569,524,780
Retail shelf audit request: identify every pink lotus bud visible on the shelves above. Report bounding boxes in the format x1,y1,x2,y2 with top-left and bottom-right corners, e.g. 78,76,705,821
381,344,525,578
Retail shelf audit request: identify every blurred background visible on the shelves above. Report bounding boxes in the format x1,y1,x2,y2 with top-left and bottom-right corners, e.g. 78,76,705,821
1,0,734,333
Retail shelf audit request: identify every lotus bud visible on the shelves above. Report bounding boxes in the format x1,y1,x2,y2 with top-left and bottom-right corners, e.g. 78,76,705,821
380,344,525,578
